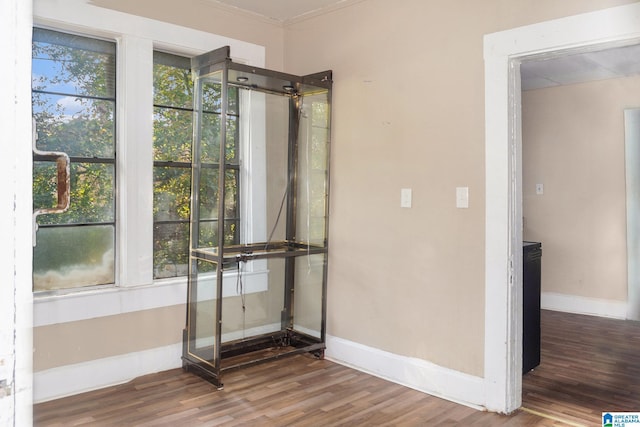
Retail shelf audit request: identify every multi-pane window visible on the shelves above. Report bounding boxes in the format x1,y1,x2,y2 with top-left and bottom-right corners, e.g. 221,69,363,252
31,28,116,292
31,31,242,288
152,51,240,279
152,52,194,279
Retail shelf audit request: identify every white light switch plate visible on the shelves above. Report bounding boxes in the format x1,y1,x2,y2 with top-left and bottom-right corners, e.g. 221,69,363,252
536,183,544,195
456,187,469,208
401,188,412,208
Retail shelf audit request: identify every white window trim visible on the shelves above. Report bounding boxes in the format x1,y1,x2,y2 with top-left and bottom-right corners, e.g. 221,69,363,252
33,0,266,327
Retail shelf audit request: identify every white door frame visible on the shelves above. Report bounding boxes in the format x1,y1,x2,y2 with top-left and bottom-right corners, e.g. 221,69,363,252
483,3,640,413
0,0,33,424
625,109,640,321
624,108,640,320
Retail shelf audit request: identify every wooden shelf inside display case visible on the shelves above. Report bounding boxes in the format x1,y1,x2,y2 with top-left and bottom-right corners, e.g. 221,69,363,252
191,240,327,264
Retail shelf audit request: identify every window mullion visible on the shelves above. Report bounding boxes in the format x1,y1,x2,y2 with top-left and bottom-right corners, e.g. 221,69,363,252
117,34,154,287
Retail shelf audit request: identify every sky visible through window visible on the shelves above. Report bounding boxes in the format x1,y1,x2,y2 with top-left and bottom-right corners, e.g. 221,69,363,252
31,28,117,292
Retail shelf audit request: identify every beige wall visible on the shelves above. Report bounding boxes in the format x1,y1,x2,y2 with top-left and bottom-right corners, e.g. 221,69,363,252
522,75,640,302
34,0,639,382
34,305,183,371
283,0,637,376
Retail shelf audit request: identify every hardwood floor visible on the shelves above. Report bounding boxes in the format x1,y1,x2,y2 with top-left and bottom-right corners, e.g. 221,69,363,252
521,310,640,426
34,310,640,426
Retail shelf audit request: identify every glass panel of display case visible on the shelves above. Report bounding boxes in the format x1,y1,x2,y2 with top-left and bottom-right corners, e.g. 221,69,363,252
221,258,285,343
187,259,219,367
292,254,326,338
236,90,290,249
295,92,330,246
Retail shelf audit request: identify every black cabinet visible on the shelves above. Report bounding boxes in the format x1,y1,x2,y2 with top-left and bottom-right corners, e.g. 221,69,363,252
523,241,542,374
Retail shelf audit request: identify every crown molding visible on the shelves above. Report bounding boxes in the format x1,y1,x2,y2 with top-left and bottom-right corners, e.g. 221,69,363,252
199,0,368,27
198,0,285,26
283,0,368,26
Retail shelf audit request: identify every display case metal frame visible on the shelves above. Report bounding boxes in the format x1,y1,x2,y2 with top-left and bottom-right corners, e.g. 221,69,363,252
181,46,332,389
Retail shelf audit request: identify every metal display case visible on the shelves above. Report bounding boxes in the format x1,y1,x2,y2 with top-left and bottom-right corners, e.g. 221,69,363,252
181,46,332,388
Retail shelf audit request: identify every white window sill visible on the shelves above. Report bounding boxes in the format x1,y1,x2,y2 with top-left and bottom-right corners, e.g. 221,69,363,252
34,267,269,327
34,279,187,327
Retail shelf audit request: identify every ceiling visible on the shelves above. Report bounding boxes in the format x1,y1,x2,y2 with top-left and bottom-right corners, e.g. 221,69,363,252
521,43,640,90
210,1,640,90
212,0,346,23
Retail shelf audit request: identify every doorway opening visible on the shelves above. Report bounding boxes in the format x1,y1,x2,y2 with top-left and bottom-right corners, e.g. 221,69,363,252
483,3,640,414
521,44,640,321
519,45,640,425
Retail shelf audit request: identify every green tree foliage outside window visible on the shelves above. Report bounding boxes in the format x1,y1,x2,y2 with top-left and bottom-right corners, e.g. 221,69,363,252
153,52,240,279
32,28,116,292
153,52,193,279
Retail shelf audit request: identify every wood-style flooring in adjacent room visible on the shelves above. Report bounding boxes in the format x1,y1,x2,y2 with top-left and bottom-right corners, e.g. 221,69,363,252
521,310,640,426
34,310,640,426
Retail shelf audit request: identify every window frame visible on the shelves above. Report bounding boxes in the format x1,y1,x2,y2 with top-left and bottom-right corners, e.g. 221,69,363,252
152,51,194,280
32,27,118,293
33,0,266,327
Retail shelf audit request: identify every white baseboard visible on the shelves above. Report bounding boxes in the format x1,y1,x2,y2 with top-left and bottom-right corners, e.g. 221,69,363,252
35,324,318,403
34,343,183,403
325,335,485,410
541,292,627,319
36,334,488,409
